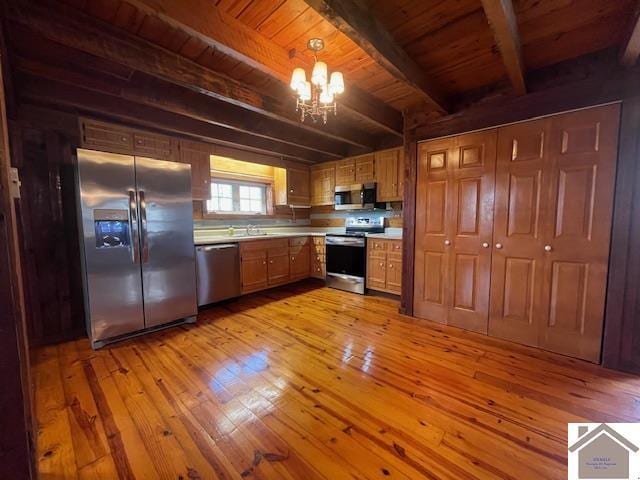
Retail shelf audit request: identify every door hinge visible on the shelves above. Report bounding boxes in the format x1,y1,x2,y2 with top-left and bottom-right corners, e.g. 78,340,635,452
9,167,21,199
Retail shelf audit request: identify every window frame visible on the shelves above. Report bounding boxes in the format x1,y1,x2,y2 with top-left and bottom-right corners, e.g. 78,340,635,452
204,178,274,218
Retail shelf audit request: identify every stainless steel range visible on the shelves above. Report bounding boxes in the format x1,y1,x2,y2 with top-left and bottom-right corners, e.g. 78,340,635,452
326,216,384,294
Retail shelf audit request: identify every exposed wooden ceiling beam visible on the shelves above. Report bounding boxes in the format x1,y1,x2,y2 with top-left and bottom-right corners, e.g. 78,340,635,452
9,27,350,159
302,0,448,114
126,0,403,136
480,0,526,95
18,74,332,163
6,1,377,150
621,4,640,67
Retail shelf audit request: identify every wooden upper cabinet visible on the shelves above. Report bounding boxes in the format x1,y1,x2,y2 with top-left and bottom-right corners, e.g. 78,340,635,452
375,148,403,202
355,154,375,183
336,158,356,186
80,118,178,161
274,166,311,206
311,162,336,206
287,167,310,205
81,118,133,153
178,140,211,201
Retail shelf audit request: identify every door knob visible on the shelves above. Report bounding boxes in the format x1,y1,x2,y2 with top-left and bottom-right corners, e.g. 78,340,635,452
544,245,553,252
495,243,503,249
482,242,489,248
444,240,451,246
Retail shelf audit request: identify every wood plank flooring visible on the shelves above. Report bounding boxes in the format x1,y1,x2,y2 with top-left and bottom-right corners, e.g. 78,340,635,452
34,281,640,479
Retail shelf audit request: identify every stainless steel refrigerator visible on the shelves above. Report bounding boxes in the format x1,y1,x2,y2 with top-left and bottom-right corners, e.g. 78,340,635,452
76,149,197,348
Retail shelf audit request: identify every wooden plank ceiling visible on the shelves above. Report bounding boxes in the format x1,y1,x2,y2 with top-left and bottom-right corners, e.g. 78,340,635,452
5,0,636,163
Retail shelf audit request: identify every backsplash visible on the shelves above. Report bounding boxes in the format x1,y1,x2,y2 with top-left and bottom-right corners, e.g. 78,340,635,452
194,216,311,230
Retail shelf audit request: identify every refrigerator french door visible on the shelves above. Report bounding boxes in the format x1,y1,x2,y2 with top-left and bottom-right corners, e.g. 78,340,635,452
76,149,197,348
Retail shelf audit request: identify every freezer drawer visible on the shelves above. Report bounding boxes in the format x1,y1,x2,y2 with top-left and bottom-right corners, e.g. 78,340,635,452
196,244,241,306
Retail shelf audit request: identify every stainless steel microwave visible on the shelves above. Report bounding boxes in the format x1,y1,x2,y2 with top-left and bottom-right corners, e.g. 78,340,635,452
334,182,376,210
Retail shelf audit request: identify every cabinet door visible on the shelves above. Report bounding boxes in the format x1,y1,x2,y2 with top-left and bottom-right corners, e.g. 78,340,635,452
446,131,496,334
367,251,387,291
336,158,356,186
375,149,400,201
268,251,290,285
241,254,268,293
133,131,177,160
290,245,310,279
81,118,133,153
538,104,619,362
311,163,336,205
386,252,402,294
179,140,211,201
355,155,375,183
287,167,310,205
489,119,549,346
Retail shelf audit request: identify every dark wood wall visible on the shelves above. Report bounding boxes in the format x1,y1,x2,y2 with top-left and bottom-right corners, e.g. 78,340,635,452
10,107,85,345
602,97,640,373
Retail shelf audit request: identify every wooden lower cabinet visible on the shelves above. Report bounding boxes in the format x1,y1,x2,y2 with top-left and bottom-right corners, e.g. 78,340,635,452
366,239,402,295
413,104,620,362
241,237,322,293
310,237,326,279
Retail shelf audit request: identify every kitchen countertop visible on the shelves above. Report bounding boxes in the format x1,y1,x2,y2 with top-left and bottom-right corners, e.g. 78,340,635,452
194,230,403,245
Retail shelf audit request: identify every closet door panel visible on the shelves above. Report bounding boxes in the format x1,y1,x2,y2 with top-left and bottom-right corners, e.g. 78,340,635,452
490,120,549,345
414,140,452,323
447,131,496,333
539,104,620,362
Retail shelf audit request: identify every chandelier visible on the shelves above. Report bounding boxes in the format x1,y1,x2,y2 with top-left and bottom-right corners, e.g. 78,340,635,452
290,38,345,124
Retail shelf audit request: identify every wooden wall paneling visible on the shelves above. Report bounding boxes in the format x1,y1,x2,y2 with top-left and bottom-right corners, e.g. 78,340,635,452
400,130,416,315
489,118,549,346
603,98,640,373
538,104,620,362
0,31,34,476
446,130,497,334
16,125,85,344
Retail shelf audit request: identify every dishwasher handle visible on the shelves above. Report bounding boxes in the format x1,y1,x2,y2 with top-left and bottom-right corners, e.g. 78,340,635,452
197,244,239,252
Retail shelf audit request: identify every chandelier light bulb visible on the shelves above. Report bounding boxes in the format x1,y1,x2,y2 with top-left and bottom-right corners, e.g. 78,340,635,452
299,81,312,101
290,67,306,91
311,61,328,86
329,71,345,95
319,87,334,104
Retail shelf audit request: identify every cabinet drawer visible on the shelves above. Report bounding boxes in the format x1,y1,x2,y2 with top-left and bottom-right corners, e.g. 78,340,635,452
369,239,387,252
312,236,325,246
289,236,310,247
267,247,289,257
388,240,403,253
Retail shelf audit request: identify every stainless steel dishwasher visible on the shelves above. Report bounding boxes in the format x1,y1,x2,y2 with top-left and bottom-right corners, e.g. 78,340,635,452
195,244,241,306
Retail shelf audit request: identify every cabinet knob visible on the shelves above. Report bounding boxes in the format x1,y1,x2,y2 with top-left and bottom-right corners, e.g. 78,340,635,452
444,240,451,246
290,189,294,193
482,242,489,248
389,264,393,268
262,260,266,265
495,243,503,249
379,262,384,267
544,245,553,252
269,260,273,264
291,256,295,261
121,136,127,142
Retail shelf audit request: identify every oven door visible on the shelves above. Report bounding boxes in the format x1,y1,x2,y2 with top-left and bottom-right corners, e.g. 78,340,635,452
326,236,366,294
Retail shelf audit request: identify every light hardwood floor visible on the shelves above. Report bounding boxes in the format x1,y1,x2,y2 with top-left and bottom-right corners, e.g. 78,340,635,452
34,281,640,479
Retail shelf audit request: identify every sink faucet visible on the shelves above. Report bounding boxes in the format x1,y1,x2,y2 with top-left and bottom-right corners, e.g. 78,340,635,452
246,224,255,236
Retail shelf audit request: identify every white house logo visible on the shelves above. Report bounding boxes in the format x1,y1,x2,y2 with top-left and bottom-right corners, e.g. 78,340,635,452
568,423,640,479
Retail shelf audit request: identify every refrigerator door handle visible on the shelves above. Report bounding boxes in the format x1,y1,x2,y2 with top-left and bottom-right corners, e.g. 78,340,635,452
128,189,139,263
139,190,149,263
